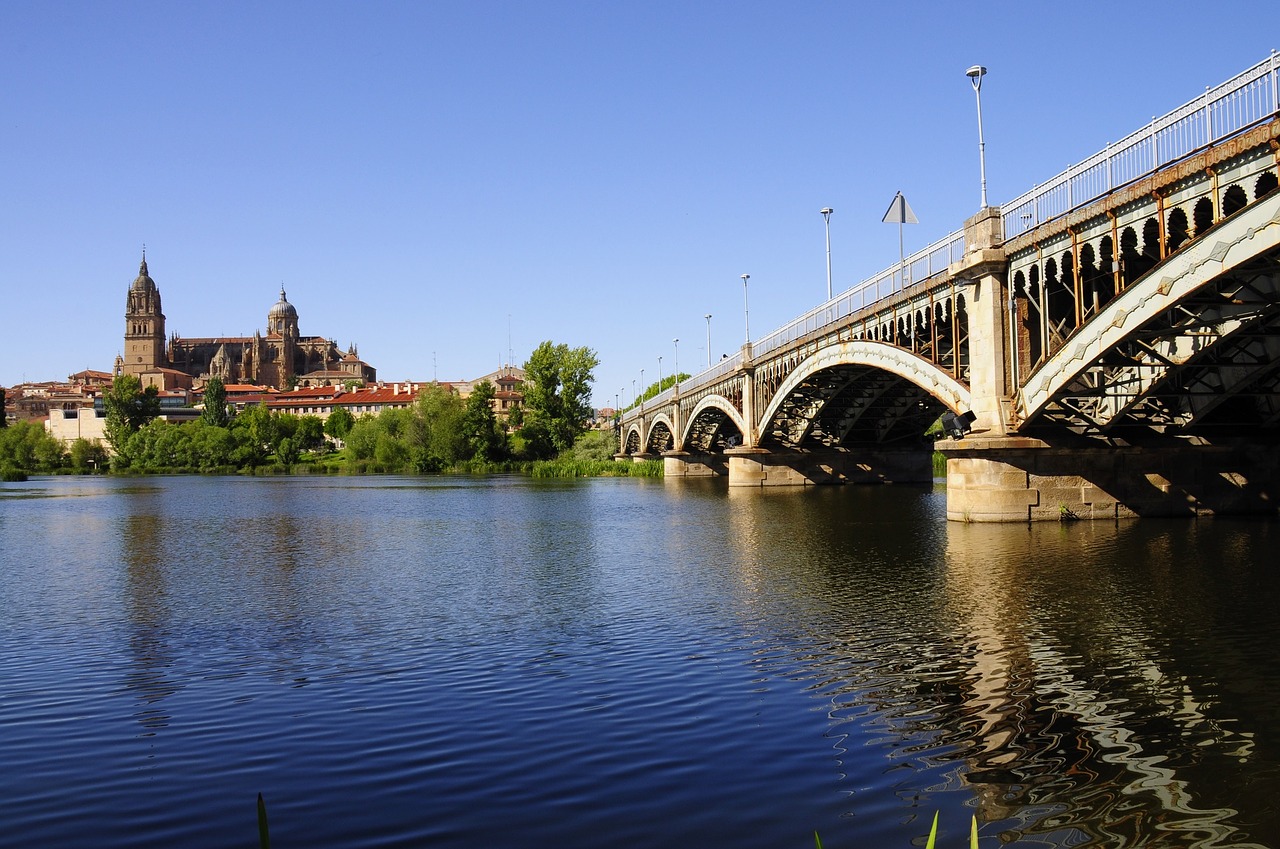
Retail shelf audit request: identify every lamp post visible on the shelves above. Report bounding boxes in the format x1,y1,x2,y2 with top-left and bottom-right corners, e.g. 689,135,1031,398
740,274,751,344
966,64,989,209
704,314,712,368
673,338,679,389
821,208,834,300
631,379,636,410
658,355,663,391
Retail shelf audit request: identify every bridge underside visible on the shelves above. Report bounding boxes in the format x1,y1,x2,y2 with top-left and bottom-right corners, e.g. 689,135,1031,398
762,364,949,449
1023,199,1280,438
944,190,1280,520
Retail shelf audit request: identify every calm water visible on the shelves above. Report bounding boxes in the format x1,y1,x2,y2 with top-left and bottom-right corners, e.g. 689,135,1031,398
2,475,1279,848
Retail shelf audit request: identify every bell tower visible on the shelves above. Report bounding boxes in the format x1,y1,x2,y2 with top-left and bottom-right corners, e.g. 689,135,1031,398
122,252,167,377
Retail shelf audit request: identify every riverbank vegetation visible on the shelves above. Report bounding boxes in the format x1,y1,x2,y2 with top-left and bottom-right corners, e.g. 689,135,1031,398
1,342,664,480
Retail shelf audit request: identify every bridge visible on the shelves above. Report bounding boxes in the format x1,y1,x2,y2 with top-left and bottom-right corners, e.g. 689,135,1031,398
617,53,1280,522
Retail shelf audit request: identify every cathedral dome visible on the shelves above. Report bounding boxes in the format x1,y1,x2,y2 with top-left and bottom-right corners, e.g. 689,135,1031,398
269,288,298,320
131,257,156,292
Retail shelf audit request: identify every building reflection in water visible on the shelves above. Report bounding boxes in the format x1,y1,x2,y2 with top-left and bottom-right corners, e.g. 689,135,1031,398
120,486,179,736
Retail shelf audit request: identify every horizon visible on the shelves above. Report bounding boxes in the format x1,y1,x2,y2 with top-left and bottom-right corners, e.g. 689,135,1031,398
2,3,1274,402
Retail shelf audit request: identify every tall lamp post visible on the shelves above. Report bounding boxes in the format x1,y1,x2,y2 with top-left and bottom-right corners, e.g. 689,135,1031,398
966,64,989,209
631,379,636,410
658,356,663,391
704,314,712,369
673,338,679,390
740,274,751,344
821,208,834,300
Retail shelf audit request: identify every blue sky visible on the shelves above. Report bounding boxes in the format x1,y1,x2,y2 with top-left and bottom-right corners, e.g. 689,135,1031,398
2,1,1274,405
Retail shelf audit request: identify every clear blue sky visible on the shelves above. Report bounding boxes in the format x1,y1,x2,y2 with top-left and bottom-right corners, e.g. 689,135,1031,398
2,1,1274,405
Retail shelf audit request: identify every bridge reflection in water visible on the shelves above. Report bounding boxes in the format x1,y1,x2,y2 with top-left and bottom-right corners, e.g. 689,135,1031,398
621,54,1280,522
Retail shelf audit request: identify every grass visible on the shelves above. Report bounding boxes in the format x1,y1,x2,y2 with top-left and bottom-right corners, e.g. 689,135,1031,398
816,813,981,848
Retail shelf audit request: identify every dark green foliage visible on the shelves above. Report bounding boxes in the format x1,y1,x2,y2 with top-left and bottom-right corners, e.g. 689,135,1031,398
324,407,355,439
0,420,67,473
520,340,599,457
103,374,160,462
201,377,229,427
460,380,508,462
68,438,108,473
0,386,7,428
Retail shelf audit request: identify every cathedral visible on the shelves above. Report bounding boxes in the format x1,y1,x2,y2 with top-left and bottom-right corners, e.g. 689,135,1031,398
114,255,376,391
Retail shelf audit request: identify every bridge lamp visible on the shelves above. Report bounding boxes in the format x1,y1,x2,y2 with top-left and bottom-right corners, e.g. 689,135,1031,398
741,274,751,344
704,314,712,369
821,208,834,301
966,64,989,209
673,338,679,389
941,409,977,439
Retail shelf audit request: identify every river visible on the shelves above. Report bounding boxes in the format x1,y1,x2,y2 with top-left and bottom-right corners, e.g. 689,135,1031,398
1,475,1278,848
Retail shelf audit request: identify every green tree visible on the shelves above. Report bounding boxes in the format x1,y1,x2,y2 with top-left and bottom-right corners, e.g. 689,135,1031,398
0,421,66,472
521,341,599,457
461,380,507,462
103,374,161,462
408,383,466,471
295,415,325,451
202,377,229,427
68,437,109,472
0,386,7,428
325,407,355,440
230,403,279,467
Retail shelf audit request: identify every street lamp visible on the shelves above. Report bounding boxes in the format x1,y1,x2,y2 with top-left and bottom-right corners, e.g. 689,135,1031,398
704,314,712,369
673,338,679,389
740,274,751,344
658,355,663,390
632,379,636,410
966,64,989,209
821,208,834,300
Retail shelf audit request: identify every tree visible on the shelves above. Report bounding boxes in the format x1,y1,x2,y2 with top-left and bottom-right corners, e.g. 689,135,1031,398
521,341,599,457
0,386,7,428
460,380,507,462
202,376,229,427
325,407,355,440
408,383,466,471
0,421,66,472
230,403,279,467
103,374,161,460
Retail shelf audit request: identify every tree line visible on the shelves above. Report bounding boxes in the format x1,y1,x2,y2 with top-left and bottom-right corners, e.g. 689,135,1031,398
0,341,638,478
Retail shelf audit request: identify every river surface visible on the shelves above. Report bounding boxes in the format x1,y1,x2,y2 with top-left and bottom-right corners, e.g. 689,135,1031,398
1,475,1279,848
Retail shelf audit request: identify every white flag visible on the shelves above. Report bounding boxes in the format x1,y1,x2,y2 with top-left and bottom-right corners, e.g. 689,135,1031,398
881,191,919,225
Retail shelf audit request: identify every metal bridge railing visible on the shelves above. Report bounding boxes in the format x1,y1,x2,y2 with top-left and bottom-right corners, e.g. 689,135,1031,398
1002,51,1280,238
624,53,1280,426
625,229,965,420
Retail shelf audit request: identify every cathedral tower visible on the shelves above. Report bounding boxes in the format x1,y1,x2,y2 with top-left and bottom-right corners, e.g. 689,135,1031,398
121,254,167,377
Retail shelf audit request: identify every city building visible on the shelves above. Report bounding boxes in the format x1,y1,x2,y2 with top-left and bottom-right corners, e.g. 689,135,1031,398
114,254,376,391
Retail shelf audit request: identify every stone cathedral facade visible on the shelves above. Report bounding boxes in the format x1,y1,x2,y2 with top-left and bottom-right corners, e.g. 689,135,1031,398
114,255,376,391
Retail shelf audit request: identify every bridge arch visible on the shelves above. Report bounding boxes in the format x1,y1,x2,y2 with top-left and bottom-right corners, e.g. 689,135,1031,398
1020,190,1280,431
622,423,643,455
645,416,675,453
681,394,747,452
756,340,971,448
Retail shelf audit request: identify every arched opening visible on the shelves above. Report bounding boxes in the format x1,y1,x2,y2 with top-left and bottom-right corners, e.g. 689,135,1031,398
1078,242,1103,318
1223,184,1248,217
1097,235,1117,304
646,421,674,454
1045,256,1072,349
1166,207,1190,253
1193,197,1215,235
1255,171,1279,200
1120,226,1141,287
